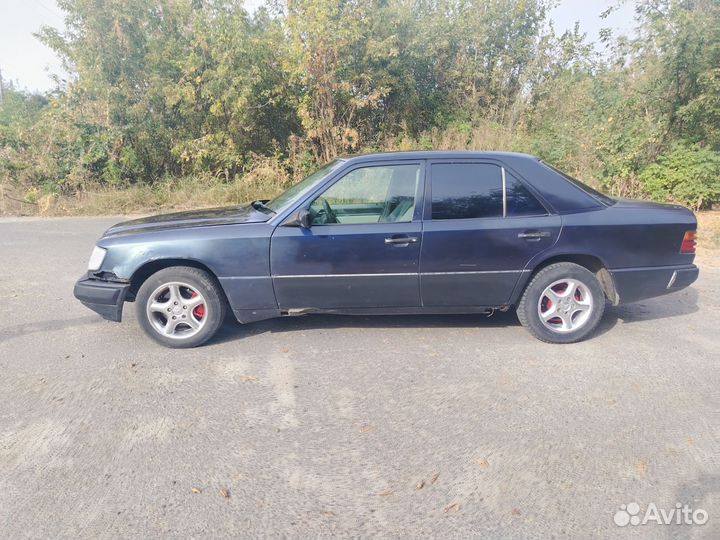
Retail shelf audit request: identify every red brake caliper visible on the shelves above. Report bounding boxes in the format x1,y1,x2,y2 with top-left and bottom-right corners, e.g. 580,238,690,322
191,292,204,319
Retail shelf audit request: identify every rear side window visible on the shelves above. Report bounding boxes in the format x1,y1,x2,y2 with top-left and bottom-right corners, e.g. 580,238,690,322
506,174,547,217
431,163,502,220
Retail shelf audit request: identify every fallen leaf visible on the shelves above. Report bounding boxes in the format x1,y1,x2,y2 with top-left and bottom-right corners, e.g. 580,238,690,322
430,472,440,484
239,375,257,382
281,347,290,353
358,424,372,433
477,459,489,469
191,487,202,494
444,502,461,513
636,461,648,475
415,480,425,490
377,488,394,497
320,510,336,517
220,488,230,498
512,508,521,516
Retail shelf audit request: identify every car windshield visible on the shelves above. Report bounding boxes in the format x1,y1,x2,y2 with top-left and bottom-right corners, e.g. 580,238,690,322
266,160,345,213
541,161,616,206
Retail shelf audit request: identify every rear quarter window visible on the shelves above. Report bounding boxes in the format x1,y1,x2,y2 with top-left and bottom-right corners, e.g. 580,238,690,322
506,173,548,217
541,161,615,206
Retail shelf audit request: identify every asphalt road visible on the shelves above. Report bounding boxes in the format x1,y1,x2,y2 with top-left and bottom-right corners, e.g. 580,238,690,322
1,217,719,540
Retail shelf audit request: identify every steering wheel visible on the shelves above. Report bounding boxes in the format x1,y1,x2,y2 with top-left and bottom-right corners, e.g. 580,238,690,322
322,198,339,223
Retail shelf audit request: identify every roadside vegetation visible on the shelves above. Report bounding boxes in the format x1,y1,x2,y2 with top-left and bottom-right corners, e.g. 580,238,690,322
1,0,719,217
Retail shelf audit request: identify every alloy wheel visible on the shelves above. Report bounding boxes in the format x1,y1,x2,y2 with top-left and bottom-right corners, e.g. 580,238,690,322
146,281,207,339
537,278,594,333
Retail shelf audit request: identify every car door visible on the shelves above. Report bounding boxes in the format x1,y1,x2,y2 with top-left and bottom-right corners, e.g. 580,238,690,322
420,159,561,306
270,161,425,309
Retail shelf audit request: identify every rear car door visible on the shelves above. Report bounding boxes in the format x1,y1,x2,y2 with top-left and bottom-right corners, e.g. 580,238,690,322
420,159,561,306
271,161,425,309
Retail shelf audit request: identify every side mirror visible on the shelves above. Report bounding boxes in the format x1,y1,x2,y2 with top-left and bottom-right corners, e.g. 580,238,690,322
284,208,312,228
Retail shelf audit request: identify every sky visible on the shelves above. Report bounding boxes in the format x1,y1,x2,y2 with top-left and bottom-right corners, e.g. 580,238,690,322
0,0,637,93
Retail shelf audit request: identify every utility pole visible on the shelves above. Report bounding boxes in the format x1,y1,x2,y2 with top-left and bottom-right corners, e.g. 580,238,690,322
0,66,4,106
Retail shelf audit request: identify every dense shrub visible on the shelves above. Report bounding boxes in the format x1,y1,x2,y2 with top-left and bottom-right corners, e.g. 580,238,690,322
639,145,720,210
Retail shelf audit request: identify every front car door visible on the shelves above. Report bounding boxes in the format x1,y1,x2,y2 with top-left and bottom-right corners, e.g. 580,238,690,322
420,159,561,306
270,161,425,309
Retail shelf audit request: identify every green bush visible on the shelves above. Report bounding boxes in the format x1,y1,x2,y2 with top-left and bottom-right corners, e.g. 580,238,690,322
639,145,720,210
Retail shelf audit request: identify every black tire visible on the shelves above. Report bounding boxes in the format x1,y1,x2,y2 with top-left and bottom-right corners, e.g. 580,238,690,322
517,262,605,344
135,266,227,348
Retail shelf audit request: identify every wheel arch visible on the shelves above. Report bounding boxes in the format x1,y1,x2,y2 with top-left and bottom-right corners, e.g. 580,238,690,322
514,253,619,305
127,258,226,302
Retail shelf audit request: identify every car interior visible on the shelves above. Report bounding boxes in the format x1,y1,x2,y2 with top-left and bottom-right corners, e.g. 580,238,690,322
309,165,420,225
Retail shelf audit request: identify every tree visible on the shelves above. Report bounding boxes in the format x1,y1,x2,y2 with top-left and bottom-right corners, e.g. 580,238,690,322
1,0,719,211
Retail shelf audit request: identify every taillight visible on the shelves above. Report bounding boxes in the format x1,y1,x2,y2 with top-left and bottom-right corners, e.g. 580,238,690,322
680,230,697,254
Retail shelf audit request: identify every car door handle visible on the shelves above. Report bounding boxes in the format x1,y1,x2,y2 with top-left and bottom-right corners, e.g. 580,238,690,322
518,231,551,240
385,236,418,245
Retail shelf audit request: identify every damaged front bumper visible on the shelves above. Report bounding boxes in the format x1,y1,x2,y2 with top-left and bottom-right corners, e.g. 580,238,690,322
73,276,130,322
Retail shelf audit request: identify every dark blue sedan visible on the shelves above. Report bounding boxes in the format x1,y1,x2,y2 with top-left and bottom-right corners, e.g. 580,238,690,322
74,151,699,347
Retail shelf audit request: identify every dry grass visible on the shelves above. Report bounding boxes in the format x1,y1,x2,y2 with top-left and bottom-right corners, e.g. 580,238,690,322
696,210,720,267
382,122,522,153
0,160,290,217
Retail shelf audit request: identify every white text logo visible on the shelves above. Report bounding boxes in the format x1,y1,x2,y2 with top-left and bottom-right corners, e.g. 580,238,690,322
614,502,708,527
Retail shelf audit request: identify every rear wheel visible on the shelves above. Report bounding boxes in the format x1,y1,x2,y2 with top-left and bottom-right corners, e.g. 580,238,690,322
517,262,605,343
135,266,226,348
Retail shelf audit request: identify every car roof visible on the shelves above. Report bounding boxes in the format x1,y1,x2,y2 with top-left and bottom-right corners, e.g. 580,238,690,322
340,150,539,163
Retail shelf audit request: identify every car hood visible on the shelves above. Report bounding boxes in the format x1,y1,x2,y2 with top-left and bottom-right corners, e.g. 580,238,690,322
102,204,271,237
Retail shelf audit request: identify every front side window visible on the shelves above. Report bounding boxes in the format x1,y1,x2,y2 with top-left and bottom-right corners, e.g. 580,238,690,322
431,163,503,220
309,164,420,225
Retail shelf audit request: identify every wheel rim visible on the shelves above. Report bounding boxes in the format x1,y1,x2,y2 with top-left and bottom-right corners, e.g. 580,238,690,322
146,281,208,339
537,278,594,334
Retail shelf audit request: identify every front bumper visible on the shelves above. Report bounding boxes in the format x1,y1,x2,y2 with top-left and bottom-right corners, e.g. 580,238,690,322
73,276,130,322
611,264,699,304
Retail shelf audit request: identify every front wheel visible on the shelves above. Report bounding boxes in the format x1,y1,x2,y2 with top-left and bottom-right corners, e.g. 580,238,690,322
517,262,605,344
135,266,226,348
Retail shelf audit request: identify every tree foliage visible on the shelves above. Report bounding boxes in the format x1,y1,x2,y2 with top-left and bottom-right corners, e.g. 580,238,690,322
1,0,719,209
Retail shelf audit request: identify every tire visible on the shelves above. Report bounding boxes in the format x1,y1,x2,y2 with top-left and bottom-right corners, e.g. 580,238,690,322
135,266,227,348
517,262,605,344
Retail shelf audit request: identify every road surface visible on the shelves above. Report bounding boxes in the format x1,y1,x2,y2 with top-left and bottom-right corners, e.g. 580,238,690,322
1,217,718,539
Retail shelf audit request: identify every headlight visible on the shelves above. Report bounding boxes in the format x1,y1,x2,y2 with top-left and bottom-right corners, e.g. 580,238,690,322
88,246,107,271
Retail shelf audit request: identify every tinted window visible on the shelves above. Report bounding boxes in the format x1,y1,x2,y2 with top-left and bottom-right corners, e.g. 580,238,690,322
506,174,547,217
541,161,615,206
431,163,502,220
